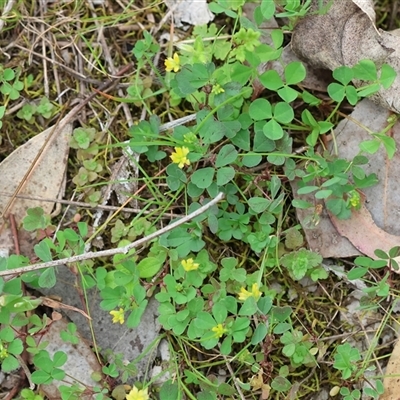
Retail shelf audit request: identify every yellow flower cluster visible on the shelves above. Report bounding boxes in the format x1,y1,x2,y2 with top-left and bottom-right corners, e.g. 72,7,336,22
170,146,190,168
212,323,228,338
126,386,149,400
110,308,125,324
164,53,180,72
238,283,262,301
181,258,199,271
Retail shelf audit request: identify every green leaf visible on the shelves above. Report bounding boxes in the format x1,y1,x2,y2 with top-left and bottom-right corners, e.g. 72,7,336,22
277,86,299,102
315,189,332,199
352,59,377,81
3,68,15,81
160,381,179,400
260,0,275,19
191,167,215,188
359,138,380,154
248,197,270,213
271,376,291,392
34,240,52,262
249,98,272,121
380,63,397,89
272,306,292,322
166,163,186,191
333,65,353,85
328,83,345,102
347,267,368,280
23,207,49,231
230,63,252,85
238,297,258,316
38,268,56,288
31,370,52,384
284,62,306,85
263,119,283,140
1,355,20,372
127,300,148,328
216,166,235,186
7,338,23,355
253,128,275,152
215,144,238,167
273,102,294,124
212,302,227,324
137,257,163,278
251,323,268,345
259,69,283,90
195,312,216,329
345,85,359,105
377,134,396,159
257,296,272,314
297,185,318,194
292,199,312,209
53,351,67,368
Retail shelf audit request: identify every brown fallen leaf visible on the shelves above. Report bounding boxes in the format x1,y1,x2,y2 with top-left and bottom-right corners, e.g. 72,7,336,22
292,0,400,114
0,120,72,221
41,296,92,320
294,98,400,259
380,339,400,400
329,202,400,264
0,119,72,256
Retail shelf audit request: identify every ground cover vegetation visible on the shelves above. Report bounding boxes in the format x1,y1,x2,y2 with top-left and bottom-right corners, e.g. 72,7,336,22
0,0,399,399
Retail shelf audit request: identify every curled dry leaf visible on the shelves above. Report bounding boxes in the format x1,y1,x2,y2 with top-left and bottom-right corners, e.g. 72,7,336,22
292,0,400,113
41,296,92,320
164,0,214,27
329,202,400,266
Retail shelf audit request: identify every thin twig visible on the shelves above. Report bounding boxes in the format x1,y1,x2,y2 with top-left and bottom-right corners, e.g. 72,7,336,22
0,193,180,216
220,349,246,400
0,193,224,277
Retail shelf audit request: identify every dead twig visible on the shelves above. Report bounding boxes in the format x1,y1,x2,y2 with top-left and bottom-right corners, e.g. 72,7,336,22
0,192,225,277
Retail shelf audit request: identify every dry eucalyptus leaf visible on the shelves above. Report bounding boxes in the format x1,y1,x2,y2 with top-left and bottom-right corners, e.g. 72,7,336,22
330,99,400,244
294,98,400,259
292,0,388,70
380,339,400,400
164,0,214,27
0,121,72,222
351,0,376,29
292,0,400,113
329,203,400,263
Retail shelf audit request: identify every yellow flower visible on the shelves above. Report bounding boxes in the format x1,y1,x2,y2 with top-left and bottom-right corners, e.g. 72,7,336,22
181,258,199,271
212,323,228,338
238,283,262,301
0,343,8,359
211,83,225,94
110,308,125,324
170,146,190,168
348,190,361,209
126,386,149,400
164,53,180,72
